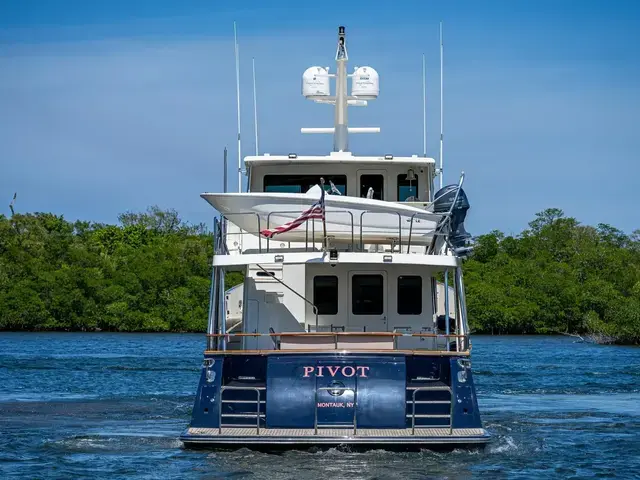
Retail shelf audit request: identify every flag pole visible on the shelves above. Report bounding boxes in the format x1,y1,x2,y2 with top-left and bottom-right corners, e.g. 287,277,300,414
320,177,327,250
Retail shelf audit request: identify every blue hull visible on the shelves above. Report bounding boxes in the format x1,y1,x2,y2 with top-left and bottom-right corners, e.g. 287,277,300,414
181,352,489,448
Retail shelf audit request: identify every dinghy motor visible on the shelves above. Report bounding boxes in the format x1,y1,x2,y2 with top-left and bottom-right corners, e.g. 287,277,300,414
433,185,470,248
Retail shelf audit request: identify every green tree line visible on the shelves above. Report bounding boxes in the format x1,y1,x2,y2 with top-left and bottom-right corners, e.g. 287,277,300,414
464,209,640,344
1,207,638,343
0,207,214,332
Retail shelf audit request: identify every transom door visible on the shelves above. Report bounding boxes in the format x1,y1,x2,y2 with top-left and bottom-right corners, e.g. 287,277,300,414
315,362,357,427
347,271,387,332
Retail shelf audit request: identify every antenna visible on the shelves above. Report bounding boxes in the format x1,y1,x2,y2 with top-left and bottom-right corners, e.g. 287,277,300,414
233,21,242,193
439,21,444,189
422,53,427,157
223,147,228,193
252,57,259,156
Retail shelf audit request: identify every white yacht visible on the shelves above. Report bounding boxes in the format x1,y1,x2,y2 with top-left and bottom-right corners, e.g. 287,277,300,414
181,25,489,449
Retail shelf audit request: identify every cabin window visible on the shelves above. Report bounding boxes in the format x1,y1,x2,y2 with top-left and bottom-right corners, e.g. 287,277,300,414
263,175,347,195
359,175,384,200
397,276,422,315
352,274,384,315
313,276,339,315
397,174,418,202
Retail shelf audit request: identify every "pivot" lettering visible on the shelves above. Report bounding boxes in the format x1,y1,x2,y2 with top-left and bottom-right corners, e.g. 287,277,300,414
302,366,370,378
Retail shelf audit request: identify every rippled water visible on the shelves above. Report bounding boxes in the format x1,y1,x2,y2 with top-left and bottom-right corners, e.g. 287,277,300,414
0,333,638,479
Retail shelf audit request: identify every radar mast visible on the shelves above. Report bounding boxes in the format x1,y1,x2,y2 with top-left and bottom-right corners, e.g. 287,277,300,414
301,26,380,153
334,26,349,152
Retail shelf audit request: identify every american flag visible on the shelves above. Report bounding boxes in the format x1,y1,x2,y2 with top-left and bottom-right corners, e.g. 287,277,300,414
260,188,325,238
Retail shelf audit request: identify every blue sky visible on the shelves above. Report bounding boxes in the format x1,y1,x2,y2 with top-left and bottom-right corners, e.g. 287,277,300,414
1,0,639,236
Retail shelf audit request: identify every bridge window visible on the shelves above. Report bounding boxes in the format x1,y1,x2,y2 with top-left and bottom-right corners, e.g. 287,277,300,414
313,276,339,315
397,174,418,201
352,274,384,315
397,276,422,314
359,174,384,200
264,175,347,195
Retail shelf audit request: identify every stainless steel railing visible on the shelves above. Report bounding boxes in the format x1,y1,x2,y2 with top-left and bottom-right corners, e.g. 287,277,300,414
218,386,263,435
409,385,454,435
221,208,446,255
314,386,357,435
206,332,469,353
215,381,458,437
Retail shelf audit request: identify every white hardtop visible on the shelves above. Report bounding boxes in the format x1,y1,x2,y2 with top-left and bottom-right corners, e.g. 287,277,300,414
245,151,436,167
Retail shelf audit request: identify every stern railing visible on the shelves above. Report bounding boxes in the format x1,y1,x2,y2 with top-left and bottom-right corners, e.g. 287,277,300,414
222,208,448,254
206,331,468,352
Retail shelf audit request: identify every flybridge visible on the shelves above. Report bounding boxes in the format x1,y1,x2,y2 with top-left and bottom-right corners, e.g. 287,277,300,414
301,26,381,153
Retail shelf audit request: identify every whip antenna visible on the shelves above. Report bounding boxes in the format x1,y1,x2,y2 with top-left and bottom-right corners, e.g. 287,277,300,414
233,22,242,192
439,21,444,189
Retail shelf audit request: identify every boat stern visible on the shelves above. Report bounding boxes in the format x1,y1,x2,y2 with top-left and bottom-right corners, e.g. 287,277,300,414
181,352,490,449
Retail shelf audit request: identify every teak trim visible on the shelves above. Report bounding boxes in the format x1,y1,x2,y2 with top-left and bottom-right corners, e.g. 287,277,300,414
202,349,470,356
206,332,467,338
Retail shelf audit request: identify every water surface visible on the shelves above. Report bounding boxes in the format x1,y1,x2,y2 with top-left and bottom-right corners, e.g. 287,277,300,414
0,333,638,479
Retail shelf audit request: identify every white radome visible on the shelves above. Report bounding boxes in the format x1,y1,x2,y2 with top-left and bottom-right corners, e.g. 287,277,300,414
351,66,379,99
302,66,330,98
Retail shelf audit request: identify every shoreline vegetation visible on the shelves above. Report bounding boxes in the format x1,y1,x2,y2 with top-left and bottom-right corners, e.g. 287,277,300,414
1,207,638,345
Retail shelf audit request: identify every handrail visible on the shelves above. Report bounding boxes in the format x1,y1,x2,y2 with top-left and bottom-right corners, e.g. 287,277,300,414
266,209,356,252
410,386,454,435
206,332,467,338
266,210,315,252
359,210,403,250
223,212,263,253
314,386,357,435
203,348,469,356
430,172,465,206
219,386,262,435
207,331,468,353
224,209,356,252
221,206,446,253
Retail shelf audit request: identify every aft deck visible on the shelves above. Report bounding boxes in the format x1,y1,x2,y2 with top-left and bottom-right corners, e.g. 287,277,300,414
207,332,470,354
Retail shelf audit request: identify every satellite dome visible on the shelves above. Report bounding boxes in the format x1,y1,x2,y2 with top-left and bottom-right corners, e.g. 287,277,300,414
302,66,330,98
351,66,379,99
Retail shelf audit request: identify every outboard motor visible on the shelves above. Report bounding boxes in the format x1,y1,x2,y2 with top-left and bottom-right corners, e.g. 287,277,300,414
433,185,471,248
